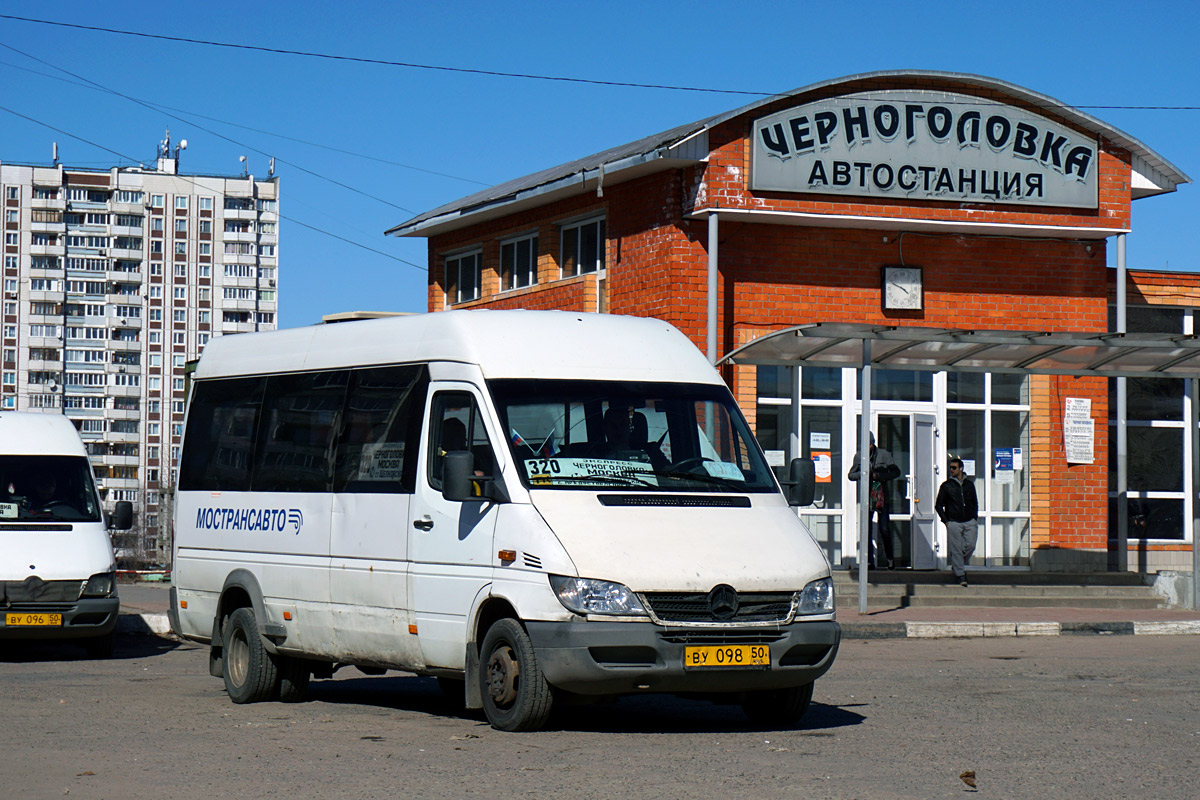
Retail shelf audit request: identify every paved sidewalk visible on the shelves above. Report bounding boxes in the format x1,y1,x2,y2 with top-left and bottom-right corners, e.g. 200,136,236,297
837,604,1200,638
115,582,1200,640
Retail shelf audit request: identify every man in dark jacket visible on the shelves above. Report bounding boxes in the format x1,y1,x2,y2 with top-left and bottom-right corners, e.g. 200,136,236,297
935,457,979,587
848,433,902,569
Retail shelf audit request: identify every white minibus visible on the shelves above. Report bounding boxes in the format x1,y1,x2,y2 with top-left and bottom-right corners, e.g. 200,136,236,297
171,311,839,730
1,411,132,657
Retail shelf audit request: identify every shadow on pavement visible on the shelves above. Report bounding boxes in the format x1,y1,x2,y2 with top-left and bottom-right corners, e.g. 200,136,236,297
301,673,867,734
0,633,181,663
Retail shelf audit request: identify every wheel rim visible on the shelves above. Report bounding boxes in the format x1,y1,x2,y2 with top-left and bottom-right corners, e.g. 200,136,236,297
227,626,249,687
485,643,520,708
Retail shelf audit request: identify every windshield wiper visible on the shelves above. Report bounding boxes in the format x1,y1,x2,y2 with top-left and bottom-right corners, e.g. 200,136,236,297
654,470,745,489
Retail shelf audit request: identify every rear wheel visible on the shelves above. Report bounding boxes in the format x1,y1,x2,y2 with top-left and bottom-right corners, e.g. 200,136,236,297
741,682,814,727
478,618,553,731
222,607,278,704
277,656,311,703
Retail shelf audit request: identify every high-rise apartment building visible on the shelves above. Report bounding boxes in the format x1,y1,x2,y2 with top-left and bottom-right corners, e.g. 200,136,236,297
1,135,279,565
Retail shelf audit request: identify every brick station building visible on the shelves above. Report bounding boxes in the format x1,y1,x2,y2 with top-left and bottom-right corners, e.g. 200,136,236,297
389,71,1193,575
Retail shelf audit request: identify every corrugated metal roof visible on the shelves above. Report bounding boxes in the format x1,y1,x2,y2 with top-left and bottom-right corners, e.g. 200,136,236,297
720,322,1200,379
387,70,1191,239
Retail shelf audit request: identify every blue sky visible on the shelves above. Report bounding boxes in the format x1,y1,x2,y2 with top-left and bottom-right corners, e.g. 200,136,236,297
0,1,1195,328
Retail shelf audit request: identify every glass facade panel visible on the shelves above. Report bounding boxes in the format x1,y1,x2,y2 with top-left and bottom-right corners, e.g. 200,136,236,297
988,517,1031,565
947,372,984,404
946,409,985,486
1109,497,1184,541
858,369,932,402
992,410,1030,512
991,373,1028,405
801,367,841,400
1121,427,1183,492
757,365,791,399
801,406,842,511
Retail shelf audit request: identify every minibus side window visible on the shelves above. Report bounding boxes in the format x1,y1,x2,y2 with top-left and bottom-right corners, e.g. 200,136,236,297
428,392,496,491
252,371,349,493
333,365,428,493
179,377,266,492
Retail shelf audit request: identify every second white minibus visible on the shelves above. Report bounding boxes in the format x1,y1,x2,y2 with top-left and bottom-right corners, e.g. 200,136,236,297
171,311,839,730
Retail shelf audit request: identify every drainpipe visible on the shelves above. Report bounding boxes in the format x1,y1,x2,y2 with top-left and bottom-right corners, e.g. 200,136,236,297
1116,233,1128,572
706,210,718,364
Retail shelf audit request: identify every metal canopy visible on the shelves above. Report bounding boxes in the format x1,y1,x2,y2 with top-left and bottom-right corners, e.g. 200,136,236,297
720,322,1200,379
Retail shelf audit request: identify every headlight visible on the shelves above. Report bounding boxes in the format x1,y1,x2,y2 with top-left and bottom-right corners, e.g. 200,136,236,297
82,572,116,598
796,577,834,615
548,575,647,616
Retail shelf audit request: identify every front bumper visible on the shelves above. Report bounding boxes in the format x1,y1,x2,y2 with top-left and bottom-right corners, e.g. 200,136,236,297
0,596,120,640
525,618,840,696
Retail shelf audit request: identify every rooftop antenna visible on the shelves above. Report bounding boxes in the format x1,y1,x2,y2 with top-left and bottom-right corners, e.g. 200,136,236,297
268,157,275,177
174,138,188,163
159,127,171,159
52,142,58,165
239,155,248,178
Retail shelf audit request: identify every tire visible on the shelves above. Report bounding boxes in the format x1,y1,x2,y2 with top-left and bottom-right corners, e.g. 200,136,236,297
478,618,553,731
222,607,278,704
83,632,114,659
741,682,814,727
277,656,311,703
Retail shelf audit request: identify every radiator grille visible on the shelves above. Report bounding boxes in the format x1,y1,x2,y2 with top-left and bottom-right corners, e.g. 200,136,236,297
643,591,795,623
2,579,83,604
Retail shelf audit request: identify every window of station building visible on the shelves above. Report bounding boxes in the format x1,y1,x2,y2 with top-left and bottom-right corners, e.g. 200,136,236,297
500,233,538,290
1106,304,1191,540
856,368,932,402
444,250,481,305
560,217,605,278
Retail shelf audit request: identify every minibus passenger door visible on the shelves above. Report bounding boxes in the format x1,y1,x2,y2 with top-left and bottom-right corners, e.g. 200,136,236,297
409,386,503,670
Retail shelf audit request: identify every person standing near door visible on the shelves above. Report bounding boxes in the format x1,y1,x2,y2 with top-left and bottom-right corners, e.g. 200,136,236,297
935,457,979,587
848,433,902,569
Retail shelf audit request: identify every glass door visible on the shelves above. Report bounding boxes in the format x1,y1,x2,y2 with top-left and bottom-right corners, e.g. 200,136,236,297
855,412,938,569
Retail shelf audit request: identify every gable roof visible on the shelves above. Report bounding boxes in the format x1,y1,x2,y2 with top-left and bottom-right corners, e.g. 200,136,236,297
387,70,1190,239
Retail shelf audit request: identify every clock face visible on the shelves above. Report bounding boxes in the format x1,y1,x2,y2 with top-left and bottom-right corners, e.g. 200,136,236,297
884,267,922,310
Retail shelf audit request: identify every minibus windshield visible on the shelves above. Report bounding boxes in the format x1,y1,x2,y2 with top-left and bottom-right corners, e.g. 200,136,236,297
489,379,778,492
0,455,103,522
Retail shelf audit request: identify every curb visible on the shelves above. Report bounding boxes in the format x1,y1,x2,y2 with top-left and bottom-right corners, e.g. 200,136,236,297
841,619,1200,639
116,613,172,636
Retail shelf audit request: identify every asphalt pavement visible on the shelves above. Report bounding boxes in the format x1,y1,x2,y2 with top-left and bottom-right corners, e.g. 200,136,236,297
115,581,1200,640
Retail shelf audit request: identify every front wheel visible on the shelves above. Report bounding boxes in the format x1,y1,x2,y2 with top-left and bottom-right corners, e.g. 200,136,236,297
741,682,814,727
478,618,553,731
222,607,278,704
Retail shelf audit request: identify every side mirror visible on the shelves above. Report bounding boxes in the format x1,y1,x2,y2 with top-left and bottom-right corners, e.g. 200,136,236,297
785,458,815,507
109,500,134,531
442,451,508,504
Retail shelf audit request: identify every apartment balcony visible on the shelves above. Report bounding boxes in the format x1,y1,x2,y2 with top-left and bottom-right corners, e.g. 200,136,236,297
106,407,140,421
110,315,143,329
110,224,144,238
106,385,140,400
101,454,140,468
31,195,66,211
223,252,258,266
109,201,144,215
29,243,61,257
103,477,140,490
221,321,257,334
30,220,66,234
223,205,257,220
109,246,143,261
223,230,256,243
107,267,142,281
